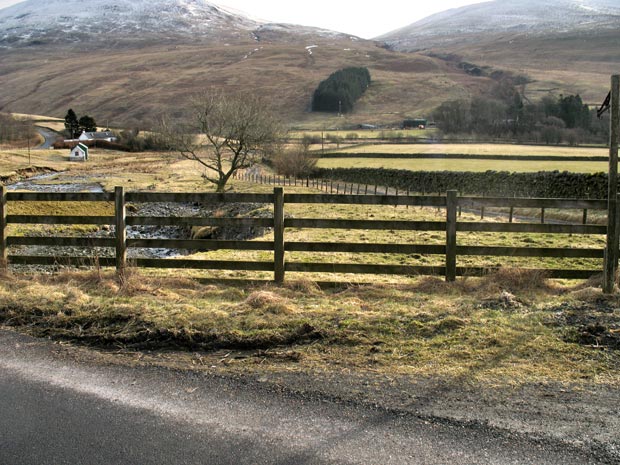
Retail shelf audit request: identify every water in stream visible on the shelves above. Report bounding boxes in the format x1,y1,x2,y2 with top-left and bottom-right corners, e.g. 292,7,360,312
7,172,104,193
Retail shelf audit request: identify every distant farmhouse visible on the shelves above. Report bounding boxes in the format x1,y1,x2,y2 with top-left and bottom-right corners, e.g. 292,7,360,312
57,129,120,151
78,130,117,142
69,143,89,162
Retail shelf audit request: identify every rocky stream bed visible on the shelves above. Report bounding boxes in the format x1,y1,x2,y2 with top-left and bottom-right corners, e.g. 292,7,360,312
5,172,272,269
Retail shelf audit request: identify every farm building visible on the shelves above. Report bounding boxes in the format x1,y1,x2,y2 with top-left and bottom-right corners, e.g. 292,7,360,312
69,143,89,161
403,119,428,129
78,130,117,142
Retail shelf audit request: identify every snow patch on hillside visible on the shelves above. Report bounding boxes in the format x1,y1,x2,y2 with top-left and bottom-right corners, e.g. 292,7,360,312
0,0,260,45
379,0,620,48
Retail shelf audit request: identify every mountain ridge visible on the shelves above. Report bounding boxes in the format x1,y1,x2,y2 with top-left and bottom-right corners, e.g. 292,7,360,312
379,0,620,50
0,0,355,47
0,0,617,127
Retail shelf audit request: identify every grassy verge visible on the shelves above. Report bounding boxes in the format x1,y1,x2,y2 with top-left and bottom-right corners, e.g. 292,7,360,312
0,268,618,385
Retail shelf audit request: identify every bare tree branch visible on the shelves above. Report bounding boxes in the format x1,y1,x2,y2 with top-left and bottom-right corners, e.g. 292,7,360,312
161,90,283,192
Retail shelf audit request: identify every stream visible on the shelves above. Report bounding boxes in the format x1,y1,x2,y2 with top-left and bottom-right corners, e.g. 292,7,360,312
6,172,104,193
6,172,269,265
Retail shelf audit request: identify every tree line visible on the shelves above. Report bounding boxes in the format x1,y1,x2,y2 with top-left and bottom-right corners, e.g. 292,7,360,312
0,113,35,144
433,92,609,145
311,67,371,113
64,109,98,139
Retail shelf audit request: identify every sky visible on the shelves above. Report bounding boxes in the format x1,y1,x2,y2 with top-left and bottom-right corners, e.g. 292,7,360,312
0,0,488,38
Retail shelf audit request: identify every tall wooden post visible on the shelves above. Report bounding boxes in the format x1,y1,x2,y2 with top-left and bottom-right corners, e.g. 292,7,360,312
115,186,127,278
446,190,458,282
0,186,8,273
274,187,285,283
604,75,620,293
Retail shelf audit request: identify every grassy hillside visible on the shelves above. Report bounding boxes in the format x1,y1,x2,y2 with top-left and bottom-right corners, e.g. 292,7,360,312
419,30,620,106
0,36,491,129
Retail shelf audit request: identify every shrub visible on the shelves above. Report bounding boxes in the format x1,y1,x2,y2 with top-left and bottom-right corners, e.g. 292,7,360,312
271,143,318,178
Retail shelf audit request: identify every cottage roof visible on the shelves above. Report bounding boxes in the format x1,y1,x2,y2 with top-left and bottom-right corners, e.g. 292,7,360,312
81,131,115,140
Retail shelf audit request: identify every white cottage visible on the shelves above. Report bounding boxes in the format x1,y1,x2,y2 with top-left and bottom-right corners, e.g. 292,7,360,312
78,130,117,142
69,143,89,161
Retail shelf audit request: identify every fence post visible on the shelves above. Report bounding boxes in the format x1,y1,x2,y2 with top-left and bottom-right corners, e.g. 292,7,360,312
115,186,127,278
446,190,458,282
604,74,620,293
0,186,7,272
274,187,285,283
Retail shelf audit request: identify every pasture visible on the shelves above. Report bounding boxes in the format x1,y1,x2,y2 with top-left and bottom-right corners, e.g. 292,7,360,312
316,143,609,173
1,145,618,387
316,157,607,173
330,143,608,157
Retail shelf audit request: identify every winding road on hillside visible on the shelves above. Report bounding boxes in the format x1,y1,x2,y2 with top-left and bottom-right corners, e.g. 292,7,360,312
0,329,612,465
35,127,58,149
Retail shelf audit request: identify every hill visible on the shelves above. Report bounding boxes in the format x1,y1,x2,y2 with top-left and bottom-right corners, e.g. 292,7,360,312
0,0,492,129
378,0,620,105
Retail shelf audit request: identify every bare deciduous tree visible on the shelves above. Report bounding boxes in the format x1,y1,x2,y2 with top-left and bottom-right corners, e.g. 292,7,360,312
162,91,282,192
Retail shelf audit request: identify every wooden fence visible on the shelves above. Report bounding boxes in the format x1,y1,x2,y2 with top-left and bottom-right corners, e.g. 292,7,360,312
0,185,611,283
235,171,599,225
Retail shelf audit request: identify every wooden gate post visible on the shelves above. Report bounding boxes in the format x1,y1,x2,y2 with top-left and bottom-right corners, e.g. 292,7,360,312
604,75,620,293
115,186,127,278
0,186,7,272
274,187,285,283
446,190,458,282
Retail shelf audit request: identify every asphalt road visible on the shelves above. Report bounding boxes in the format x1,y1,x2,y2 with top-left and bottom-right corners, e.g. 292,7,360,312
35,127,58,149
0,330,609,465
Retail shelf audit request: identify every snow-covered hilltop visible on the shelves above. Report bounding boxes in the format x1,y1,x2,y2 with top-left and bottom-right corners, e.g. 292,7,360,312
379,0,620,50
0,0,357,47
0,0,262,45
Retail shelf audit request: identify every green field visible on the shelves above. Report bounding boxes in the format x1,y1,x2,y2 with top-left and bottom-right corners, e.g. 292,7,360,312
316,157,607,173
330,143,608,157
314,143,610,173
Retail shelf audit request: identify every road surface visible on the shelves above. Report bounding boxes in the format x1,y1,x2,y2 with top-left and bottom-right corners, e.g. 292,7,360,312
0,329,611,465
35,126,58,149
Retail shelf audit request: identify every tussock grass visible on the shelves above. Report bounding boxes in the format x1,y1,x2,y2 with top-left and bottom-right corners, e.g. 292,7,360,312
1,269,618,385
244,290,294,315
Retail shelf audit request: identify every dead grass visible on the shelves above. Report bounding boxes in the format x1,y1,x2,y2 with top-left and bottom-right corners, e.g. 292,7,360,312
244,290,294,315
316,156,607,174
331,143,608,157
0,268,618,386
0,38,479,129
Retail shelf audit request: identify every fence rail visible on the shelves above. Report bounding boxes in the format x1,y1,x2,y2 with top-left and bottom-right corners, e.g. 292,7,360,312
0,186,612,283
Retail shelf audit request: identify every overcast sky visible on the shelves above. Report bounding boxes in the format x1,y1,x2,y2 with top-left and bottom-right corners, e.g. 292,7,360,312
0,0,488,38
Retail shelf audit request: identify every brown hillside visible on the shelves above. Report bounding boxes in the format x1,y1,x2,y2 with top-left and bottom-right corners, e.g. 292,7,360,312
419,30,620,106
0,35,490,129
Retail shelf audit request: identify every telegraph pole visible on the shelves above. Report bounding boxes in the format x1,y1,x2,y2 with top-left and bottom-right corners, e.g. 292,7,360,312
604,74,620,293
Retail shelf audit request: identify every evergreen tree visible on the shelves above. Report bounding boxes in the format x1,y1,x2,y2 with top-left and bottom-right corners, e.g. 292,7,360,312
64,109,79,138
312,67,371,113
78,115,97,133
557,94,590,129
